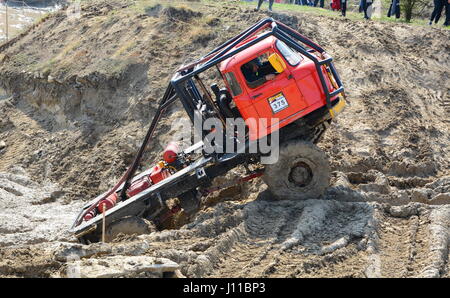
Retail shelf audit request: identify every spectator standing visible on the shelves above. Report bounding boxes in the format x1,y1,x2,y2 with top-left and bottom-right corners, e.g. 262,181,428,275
341,0,347,16
429,0,445,25
256,0,275,11
314,0,325,8
361,0,373,19
387,0,401,18
299,0,313,5
443,0,450,26
331,0,341,11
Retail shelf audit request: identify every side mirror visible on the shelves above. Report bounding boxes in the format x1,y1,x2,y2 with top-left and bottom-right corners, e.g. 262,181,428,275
268,53,287,73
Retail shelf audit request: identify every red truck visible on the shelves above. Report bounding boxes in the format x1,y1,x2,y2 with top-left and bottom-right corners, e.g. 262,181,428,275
71,18,346,243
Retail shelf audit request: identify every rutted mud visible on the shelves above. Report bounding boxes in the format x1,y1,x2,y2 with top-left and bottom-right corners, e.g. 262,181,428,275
0,0,449,277
2,169,449,277
43,195,450,278
0,168,84,247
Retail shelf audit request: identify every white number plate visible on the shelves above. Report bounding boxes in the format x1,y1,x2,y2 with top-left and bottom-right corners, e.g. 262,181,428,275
268,92,289,114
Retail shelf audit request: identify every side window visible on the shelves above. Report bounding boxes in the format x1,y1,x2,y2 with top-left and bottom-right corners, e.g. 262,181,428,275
276,40,302,66
240,52,278,89
224,72,242,97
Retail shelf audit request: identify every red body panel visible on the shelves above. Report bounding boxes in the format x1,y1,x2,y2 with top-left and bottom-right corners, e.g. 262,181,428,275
150,165,171,184
220,36,338,140
97,193,118,213
127,176,152,198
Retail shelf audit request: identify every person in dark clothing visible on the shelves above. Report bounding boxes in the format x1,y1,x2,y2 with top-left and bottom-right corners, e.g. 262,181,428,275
314,0,325,7
361,0,373,19
387,0,401,18
241,59,277,89
341,0,347,16
256,0,274,11
429,0,445,25
443,0,450,26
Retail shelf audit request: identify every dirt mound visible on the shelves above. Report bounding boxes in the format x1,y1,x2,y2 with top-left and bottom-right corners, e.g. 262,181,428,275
145,3,203,26
162,5,202,22
0,243,62,277
327,170,450,205
0,0,449,277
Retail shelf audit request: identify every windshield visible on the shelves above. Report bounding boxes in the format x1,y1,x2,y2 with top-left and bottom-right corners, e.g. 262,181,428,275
276,40,302,66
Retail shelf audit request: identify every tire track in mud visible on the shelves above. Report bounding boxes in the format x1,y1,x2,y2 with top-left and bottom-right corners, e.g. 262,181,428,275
166,190,449,277
3,193,450,278
140,199,390,277
180,200,450,277
420,207,450,277
376,209,419,277
0,170,443,279
0,170,84,248
213,202,296,277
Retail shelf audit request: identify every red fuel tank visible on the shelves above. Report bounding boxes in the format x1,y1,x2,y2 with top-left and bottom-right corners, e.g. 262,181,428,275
126,176,152,198
163,142,179,163
150,164,171,184
97,193,118,213
83,209,97,221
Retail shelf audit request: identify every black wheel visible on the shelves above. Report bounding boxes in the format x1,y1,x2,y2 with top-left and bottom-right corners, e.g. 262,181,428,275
262,140,330,200
105,216,155,242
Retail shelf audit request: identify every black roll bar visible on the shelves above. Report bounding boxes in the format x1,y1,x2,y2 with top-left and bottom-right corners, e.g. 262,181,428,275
172,17,344,119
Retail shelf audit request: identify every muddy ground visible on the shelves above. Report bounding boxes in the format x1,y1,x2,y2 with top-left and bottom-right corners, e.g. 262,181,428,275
0,0,449,277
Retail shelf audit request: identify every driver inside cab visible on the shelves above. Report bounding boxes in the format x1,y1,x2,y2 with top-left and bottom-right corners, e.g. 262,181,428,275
241,55,277,89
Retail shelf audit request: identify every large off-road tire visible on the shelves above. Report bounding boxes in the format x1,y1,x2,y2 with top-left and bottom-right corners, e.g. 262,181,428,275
105,216,155,242
262,140,330,200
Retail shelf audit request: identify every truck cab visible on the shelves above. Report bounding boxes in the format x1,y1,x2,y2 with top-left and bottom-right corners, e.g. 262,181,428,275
219,35,342,140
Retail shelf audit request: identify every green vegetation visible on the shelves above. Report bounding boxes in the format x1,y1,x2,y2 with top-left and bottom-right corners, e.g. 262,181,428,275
68,0,446,28
401,0,429,22
233,0,448,29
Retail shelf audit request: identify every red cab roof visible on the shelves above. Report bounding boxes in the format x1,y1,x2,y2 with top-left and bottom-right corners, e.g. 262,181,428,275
219,35,277,72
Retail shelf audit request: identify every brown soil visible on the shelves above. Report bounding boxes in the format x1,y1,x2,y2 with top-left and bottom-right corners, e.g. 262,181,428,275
0,0,449,278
